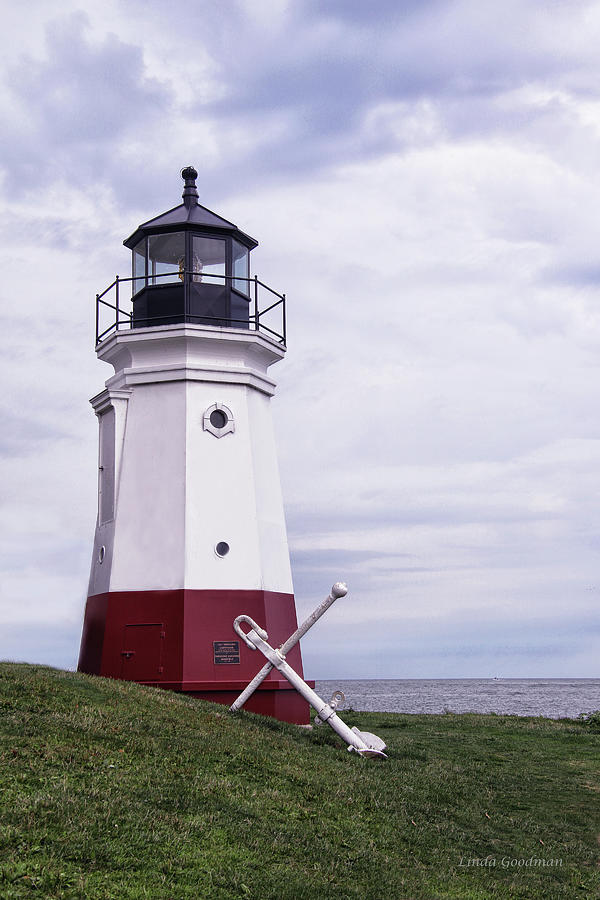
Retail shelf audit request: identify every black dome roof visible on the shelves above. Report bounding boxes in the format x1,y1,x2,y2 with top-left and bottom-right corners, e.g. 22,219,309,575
123,168,258,251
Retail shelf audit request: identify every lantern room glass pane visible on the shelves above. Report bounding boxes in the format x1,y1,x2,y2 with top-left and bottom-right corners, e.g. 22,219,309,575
192,235,226,283
132,239,146,296
232,240,249,296
148,232,185,285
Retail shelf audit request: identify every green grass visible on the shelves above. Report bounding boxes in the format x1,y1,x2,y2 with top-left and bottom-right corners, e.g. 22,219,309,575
0,663,598,899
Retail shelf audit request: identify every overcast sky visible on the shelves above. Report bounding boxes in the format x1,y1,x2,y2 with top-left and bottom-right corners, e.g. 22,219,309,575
1,0,599,681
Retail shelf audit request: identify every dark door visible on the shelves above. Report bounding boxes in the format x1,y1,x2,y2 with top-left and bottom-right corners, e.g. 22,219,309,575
120,623,165,681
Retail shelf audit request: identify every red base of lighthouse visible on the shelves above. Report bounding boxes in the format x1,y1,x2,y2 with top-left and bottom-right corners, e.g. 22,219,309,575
78,589,312,724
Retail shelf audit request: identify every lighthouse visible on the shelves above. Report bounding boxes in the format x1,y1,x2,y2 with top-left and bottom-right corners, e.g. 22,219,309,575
78,167,310,724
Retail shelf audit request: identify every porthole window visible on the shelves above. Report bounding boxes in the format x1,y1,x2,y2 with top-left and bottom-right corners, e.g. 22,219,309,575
98,545,106,564
203,403,234,438
210,409,228,429
215,541,230,557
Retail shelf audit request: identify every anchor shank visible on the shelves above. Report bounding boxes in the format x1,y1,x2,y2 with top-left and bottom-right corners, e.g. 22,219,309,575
247,630,371,753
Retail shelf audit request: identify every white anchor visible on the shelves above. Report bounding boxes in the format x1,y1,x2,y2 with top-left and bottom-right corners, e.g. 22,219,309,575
230,584,387,759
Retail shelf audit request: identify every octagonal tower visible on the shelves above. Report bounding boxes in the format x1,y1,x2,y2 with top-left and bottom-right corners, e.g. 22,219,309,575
78,168,309,724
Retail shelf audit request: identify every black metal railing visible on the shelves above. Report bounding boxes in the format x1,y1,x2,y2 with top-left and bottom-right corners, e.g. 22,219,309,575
95,270,286,347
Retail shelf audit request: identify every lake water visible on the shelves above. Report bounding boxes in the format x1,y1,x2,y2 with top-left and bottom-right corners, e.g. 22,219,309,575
314,678,600,719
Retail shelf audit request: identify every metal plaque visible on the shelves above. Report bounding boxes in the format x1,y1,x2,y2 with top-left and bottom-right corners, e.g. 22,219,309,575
213,640,240,665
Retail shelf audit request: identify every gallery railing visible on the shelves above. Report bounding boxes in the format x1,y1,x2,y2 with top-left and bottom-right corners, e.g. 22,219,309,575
95,270,286,347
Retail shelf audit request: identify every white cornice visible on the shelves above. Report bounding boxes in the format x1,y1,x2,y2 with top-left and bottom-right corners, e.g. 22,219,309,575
97,324,285,371
90,388,132,414
96,324,285,396
104,363,278,396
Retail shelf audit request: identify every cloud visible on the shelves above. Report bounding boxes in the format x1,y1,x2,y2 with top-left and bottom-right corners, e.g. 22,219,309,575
1,624,80,670
0,410,67,459
171,0,600,192
1,11,172,198
1,0,600,682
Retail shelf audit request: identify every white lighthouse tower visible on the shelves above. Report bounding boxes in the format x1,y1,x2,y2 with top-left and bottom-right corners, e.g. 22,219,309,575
78,167,310,724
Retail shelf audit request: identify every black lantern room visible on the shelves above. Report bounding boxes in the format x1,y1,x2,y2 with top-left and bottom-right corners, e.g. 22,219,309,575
123,167,258,329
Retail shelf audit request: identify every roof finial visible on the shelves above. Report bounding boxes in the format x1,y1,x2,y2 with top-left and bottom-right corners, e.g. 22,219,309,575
181,166,199,208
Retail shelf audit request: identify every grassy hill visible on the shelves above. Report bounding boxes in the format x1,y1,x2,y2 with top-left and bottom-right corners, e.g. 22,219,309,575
0,663,598,899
